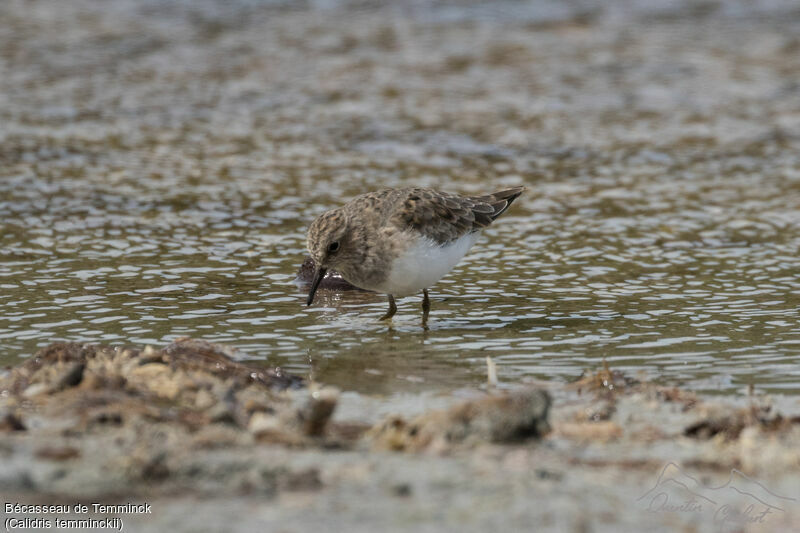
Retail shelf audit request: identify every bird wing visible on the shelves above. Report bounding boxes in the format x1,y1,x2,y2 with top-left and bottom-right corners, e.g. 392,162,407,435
390,186,524,245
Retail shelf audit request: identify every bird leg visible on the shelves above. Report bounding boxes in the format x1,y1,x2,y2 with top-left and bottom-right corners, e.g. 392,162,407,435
421,289,430,328
380,294,397,321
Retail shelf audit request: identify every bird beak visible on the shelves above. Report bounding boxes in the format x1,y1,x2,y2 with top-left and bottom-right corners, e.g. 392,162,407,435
306,267,327,306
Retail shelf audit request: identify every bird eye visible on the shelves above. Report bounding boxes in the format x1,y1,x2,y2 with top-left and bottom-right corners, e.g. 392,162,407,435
328,241,340,253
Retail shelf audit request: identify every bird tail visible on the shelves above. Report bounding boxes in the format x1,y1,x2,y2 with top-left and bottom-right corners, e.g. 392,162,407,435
485,186,525,220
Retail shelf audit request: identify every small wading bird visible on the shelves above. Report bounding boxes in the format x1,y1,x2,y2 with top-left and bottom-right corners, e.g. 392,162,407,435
305,186,524,326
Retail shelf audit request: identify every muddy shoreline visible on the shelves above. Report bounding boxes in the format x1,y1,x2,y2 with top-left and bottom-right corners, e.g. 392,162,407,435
2,340,799,531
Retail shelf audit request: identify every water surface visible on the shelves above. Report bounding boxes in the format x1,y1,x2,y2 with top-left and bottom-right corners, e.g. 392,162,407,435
1,0,799,395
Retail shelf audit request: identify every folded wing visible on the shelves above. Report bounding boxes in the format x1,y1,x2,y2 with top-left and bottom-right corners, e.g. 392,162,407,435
392,186,525,245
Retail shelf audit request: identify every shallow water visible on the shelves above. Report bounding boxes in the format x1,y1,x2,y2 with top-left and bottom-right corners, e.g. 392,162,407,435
1,0,799,395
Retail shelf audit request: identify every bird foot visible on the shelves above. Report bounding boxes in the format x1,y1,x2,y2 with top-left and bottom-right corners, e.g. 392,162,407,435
380,294,397,321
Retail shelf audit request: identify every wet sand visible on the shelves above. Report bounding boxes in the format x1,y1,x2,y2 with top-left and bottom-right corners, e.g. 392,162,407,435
2,339,800,532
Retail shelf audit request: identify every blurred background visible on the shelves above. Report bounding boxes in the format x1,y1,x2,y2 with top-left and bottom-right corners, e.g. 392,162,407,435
1,0,799,396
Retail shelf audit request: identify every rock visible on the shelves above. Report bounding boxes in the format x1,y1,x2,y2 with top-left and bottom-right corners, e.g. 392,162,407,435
684,404,800,441
247,387,341,444
301,387,340,437
0,339,307,438
162,338,303,391
0,411,25,431
370,388,551,452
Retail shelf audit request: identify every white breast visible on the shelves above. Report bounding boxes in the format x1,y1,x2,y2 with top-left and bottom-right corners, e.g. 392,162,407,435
377,231,480,297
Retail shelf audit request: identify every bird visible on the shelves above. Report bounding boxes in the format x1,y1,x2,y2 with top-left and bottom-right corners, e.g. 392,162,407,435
305,186,524,326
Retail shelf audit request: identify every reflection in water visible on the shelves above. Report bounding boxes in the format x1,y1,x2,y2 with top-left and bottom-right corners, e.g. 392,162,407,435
1,0,799,395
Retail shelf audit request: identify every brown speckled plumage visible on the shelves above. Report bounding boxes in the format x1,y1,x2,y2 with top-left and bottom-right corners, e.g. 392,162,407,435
305,186,524,324
392,187,523,244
